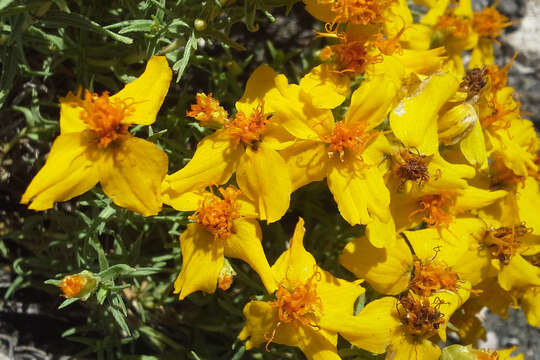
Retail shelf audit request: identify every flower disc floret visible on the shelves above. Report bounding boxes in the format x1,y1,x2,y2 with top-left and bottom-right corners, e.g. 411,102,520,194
320,34,382,74
473,6,512,39
224,102,269,146
410,193,455,229
398,294,445,338
190,187,241,240
319,0,395,25
186,93,228,126
324,122,378,161
409,260,460,297
60,275,87,299
63,89,134,147
485,224,532,264
435,13,472,40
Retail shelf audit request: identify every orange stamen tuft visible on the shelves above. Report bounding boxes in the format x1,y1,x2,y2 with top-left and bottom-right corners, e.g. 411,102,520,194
186,93,228,126
485,53,517,92
321,34,383,74
62,89,134,147
435,12,472,40
374,27,406,56
473,5,512,39
480,94,520,131
324,122,379,161
60,275,87,299
225,101,269,146
409,193,455,229
485,224,531,264
190,187,241,240
409,260,459,296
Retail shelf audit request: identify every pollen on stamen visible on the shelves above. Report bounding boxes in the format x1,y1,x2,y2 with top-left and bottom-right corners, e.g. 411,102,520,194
190,186,242,241
318,0,396,26
186,92,228,126
224,101,269,146
324,122,379,161
319,33,383,74
434,12,472,40
62,89,134,147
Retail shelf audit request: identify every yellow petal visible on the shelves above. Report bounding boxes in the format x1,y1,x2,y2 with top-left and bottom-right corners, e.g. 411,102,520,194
111,56,172,125
174,223,224,300
421,0,451,25
454,187,507,212
388,335,441,360
339,235,411,295
271,218,317,283
390,72,459,155
162,131,243,208
59,101,87,134
522,287,540,327
21,132,100,210
280,141,328,191
365,217,397,248
323,297,401,354
299,64,350,109
422,150,476,193
98,136,168,216
460,116,488,170
344,74,399,129
469,38,494,68
238,301,276,349
302,0,335,23
454,0,473,18
438,103,477,146
224,218,277,293
396,48,447,75
236,65,279,115
236,144,292,223
317,269,364,318
327,161,390,225
161,190,205,212
517,177,540,236
498,255,540,291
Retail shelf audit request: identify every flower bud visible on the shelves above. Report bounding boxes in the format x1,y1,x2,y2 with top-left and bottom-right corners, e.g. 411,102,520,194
59,270,99,301
194,19,207,31
438,103,478,146
217,259,236,291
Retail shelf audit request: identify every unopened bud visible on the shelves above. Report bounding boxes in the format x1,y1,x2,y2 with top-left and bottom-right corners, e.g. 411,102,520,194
194,19,207,31
438,103,478,146
59,270,99,301
217,259,236,291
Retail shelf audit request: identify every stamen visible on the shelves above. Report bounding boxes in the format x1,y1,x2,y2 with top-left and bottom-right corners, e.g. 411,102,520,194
62,89,134,147
59,275,87,299
459,67,488,100
224,101,269,147
319,33,383,74
485,224,532,265
186,93,228,126
189,186,241,240
434,12,472,40
317,0,396,25
324,122,379,161
393,150,430,188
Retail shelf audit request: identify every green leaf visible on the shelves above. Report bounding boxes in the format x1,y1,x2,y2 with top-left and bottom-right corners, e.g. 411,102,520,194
172,30,196,83
39,11,133,44
58,297,79,309
0,0,15,11
110,307,131,335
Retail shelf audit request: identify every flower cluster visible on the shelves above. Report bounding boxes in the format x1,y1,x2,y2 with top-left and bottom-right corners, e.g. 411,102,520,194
22,0,539,359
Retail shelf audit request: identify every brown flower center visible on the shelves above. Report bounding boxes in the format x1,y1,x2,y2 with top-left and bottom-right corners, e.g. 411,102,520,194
393,150,431,188
459,67,488,100
485,224,531,265
398,294,445,338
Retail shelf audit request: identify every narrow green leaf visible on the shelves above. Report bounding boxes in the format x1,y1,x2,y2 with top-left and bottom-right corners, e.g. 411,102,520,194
172,31,196,83
110,307,131,335
58,297,79,309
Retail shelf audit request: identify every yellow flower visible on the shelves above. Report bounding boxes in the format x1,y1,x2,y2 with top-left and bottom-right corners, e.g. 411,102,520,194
340,217,484,295
173,186,276,299
238,218,364,360
20,56,172,216
162,65,293,223
441,345,525,360
59,270,99,301
327,289,469,360
271,70,398,236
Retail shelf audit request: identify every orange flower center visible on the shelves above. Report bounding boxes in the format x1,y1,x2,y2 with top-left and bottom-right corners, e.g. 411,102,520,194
186,93,228,126
393,150,431,188
480,94,520,131
435,13,472,40
320,34,383,74
60,275,87,299
409,193,455,229
224,102,269,146
398,294,445,338
473,6,512,39
409,260,459,296
270,273,322,326
319,0,395,25
63,89,134,147
485,224,531,265
324,122,379,161
189,187,241,241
